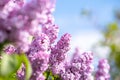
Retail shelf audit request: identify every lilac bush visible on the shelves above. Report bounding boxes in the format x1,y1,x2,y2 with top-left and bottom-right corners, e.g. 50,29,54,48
0,0,110,80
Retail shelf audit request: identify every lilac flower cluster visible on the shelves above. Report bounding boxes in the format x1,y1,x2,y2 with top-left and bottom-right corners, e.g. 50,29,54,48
0,0,55,52
28,51,49,80
28,33,50,54
49,33,71,64
42,24,59,44
95,59,110,80
4,44,16,54
0,0,30,52
49,33,71,74
60,48,94,80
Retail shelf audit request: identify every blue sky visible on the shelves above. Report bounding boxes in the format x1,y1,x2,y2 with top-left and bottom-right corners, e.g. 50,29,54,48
54,0,120,34
53,0,120,57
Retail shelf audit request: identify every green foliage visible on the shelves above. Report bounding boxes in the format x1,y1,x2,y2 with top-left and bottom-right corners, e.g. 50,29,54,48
21,53,32,80
0,53,22,80
98,22,120,80
103,23,120,69
44,70,61,80
0,53,32,80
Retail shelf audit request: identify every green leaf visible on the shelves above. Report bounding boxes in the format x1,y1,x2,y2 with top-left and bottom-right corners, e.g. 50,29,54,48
0,53,32,80
0,54,22,78
20,54,32,80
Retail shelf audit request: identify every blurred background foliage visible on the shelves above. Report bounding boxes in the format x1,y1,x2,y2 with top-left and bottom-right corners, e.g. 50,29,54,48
93,9,120,80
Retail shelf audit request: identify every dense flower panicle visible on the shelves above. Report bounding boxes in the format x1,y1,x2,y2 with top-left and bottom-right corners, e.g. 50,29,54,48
95,59,110,80
56,33,71,53
28,51,49,80
17,64,25,80
42,12,59,44
0,0,25,43
72,52,93,80
42,24,59,44
50,63,65,75
28,33,50,54
22,0,55,24
4,44,16,54
60,61,75,80
0,0,25,19
60,49,94,80
49,33,71,75
61,69,75,80
49,33,71,65
0,0,55,53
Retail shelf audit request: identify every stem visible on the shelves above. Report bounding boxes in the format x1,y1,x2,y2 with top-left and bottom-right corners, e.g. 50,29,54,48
0,43,5,53
46,71,50,80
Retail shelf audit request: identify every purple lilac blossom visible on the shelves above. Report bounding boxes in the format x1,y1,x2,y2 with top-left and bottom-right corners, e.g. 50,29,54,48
61,68,75,80
60,49,94,80
17,64,25,80
72,52,93,80
49,33,71,65
50,62,65,75
4,44,16,54
0,0,55,52
28,51,49,80
49,33,71,74
28,33,50,54
42,12,59,44
42,24,59,44
60,61,75,80
95,59,110,80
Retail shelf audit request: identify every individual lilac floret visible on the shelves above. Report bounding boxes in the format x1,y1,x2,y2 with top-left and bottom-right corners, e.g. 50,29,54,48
28,51,49,80
95,59,110,80
28,33,50,54
42,24,59,44
4,44,16,54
